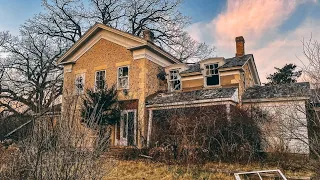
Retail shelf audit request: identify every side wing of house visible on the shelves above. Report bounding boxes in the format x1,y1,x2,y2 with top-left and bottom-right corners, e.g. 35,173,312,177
242,82,310,154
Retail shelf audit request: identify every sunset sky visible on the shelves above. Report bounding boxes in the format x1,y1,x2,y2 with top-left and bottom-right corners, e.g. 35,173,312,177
1,0,320,82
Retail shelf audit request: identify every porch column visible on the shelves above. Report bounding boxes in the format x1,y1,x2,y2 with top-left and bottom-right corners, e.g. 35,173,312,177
226,104,231,121
147,109,153,147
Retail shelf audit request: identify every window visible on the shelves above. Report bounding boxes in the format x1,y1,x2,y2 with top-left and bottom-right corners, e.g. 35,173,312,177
75,74,85,94
205,63,219,86
169,69,181,91
95,70,106,91
118,66,129,89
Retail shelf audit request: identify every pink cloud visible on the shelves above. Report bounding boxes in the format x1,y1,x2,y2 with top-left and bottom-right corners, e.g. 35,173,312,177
186,0,319,83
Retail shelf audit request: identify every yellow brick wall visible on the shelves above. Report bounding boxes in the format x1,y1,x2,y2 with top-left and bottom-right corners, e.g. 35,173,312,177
182,79,203,91
62,39,164,147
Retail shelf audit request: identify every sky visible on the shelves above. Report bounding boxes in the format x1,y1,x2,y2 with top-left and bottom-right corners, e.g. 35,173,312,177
1,0,320,83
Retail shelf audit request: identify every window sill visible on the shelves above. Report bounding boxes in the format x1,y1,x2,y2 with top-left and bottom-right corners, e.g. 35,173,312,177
203,85,222,89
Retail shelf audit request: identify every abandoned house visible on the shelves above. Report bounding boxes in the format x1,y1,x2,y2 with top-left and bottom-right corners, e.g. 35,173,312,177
57,23,310,154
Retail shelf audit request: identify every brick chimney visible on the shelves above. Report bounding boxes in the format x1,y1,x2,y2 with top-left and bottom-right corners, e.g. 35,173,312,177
235,36,245,57
142,29,154,42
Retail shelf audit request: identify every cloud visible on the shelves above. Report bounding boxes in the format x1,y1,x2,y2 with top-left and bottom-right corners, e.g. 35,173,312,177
186,0,319,83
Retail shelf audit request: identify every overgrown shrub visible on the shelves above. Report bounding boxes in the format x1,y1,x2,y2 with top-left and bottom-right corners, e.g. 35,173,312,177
149,105,267,163
0,101,114,179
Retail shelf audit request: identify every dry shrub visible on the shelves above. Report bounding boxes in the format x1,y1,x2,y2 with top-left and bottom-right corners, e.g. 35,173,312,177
149,105,266,164
0,105,114,180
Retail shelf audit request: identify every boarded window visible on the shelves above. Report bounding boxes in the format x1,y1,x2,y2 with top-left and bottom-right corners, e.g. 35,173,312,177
169,69,181,91
95,70,106,90
75,73,85,94
118,66,129,89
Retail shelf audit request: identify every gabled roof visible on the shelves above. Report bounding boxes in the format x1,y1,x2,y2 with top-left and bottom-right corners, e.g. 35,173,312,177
146,87,238,106
242,82,310,101
57,23,180,65
180,63,201,75
219,54,252,69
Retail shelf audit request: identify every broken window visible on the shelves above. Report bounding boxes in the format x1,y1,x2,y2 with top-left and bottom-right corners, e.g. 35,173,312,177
234,169,287,180
205,63,219,86
169,69,181,91
95,70,106,91
75,73,85,94
118,66,129,89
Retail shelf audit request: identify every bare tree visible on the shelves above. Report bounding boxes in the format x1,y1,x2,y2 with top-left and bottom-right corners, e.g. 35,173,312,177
24,0,214,62
301,36,320,175
0,29,63,118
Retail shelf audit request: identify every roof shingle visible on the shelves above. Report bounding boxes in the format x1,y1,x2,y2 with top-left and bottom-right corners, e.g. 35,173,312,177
219,54,252,69
146,87,238,105
242,82,310,100
180,63,201,74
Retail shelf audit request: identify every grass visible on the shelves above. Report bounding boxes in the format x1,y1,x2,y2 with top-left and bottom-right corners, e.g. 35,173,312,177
103,160,315,180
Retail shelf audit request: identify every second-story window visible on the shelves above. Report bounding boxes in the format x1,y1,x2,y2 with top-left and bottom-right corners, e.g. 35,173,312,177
95,70,106,91
205,63,219,86
169,69,181,91
75,73,85,94
118,66,129,89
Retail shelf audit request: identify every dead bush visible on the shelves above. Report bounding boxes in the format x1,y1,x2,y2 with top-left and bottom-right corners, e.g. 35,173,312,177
0,103,115,180
149,105,266,164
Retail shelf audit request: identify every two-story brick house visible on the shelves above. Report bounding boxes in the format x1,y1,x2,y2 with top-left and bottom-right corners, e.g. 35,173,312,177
58,23,310,154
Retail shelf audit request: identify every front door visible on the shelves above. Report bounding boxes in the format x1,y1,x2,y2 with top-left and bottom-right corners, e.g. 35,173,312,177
115,110,136,146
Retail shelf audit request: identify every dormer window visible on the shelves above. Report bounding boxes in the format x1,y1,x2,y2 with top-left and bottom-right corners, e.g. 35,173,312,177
205,63,219,86
169,69,181,91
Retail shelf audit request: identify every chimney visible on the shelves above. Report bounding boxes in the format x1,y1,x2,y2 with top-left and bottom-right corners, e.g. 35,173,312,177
142,29,154,42
235,36,245,57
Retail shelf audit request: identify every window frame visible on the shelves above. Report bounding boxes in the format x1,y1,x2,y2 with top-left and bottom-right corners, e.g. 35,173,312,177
117,66,130,90
94,70,106,91
75,73,85,94
168,69,182,92
204,63,220,87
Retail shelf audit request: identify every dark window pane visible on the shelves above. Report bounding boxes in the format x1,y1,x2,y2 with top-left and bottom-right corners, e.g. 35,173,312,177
122,67,128,76
207,75,219,86
128,112,135,146
116,122,120,140
214,63,218,68
123,113,127,138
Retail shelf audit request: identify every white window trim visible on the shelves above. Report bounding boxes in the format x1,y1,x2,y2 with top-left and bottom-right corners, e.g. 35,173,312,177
75,73,85,95
117,66,130,90
94,70,106,92
204,63,220,87
203,62,221,87
168,69,182,92
114,109,137,146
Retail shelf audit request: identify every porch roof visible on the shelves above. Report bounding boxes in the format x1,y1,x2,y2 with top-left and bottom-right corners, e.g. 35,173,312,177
146,87,238,108
242,82,310,101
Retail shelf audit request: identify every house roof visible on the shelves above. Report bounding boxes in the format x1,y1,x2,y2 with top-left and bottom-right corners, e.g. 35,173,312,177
57,23,180,65
219,54,252,69
242,82,310,100
179,54,253,74
146,87,238,106
180,63,201,74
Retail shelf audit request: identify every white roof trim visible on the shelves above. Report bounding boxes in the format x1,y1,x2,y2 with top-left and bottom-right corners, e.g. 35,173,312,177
242,96,309,103
147,100,237,110
57,23,179,65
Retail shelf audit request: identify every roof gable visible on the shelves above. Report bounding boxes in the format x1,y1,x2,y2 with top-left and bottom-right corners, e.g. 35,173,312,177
57,23,147,64
57,23,179,65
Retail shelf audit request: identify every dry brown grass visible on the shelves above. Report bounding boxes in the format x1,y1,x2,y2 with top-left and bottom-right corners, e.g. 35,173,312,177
104,160,314,180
